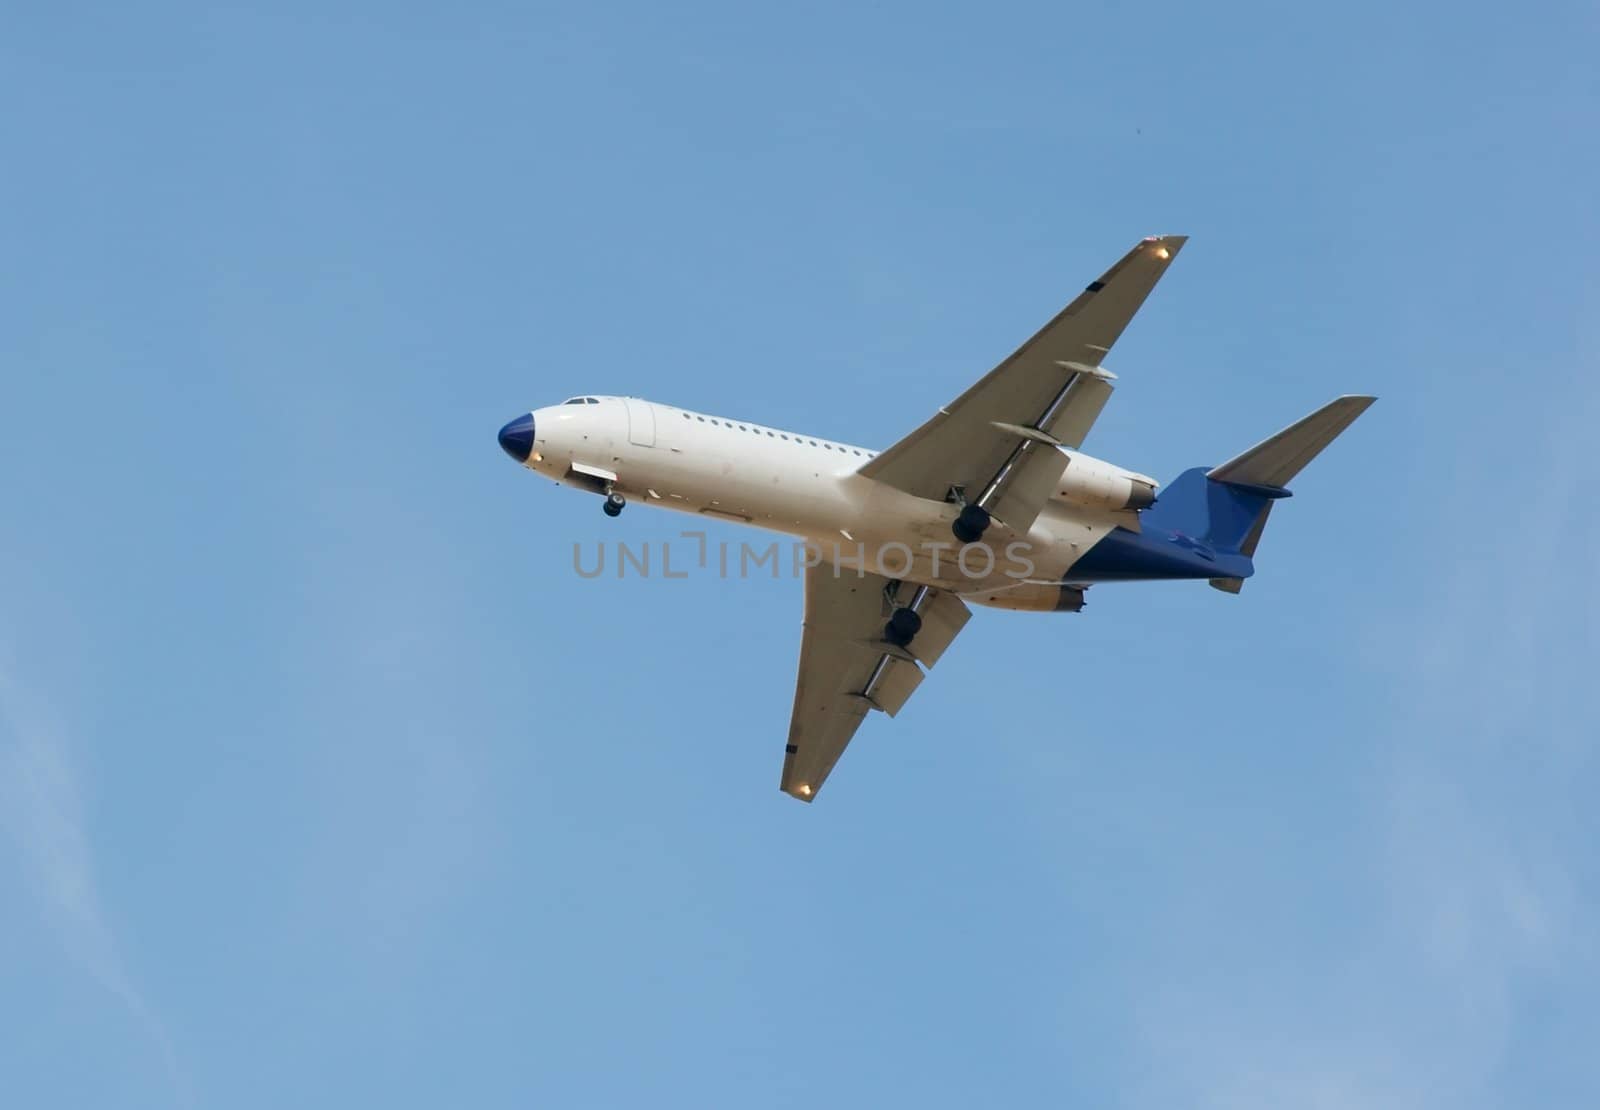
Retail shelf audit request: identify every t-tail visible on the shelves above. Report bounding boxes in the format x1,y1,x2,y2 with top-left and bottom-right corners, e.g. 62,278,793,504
1078,396,1375,590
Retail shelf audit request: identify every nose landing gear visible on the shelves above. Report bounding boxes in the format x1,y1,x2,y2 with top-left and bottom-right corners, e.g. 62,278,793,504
602,491,626,517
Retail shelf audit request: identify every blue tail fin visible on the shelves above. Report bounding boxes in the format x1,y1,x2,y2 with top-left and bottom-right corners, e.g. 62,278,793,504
1141,468,1277,554
1141,395,1376,593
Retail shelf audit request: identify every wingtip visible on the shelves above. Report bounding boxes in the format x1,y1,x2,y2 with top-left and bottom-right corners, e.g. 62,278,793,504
1140,234,1188,260
781,780,817,803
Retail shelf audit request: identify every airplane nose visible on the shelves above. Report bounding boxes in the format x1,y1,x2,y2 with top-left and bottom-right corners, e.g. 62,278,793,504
497,413,535,463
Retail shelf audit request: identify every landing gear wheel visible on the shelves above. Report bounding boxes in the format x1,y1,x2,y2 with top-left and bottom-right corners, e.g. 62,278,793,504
884,607,923,648
603,492,625,517
952,503,990,544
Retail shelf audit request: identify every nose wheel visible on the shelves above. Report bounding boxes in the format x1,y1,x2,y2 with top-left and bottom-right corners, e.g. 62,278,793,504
603,491,626,517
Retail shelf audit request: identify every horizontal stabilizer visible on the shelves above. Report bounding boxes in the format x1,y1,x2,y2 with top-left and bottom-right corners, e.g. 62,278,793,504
1208,395,1375,489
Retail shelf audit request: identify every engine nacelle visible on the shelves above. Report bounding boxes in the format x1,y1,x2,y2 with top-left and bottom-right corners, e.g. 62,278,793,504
1056,452,1158,511
966,583,1086,613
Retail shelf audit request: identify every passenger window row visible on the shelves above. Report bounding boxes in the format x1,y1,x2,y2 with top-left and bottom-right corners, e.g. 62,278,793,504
679,410,875,458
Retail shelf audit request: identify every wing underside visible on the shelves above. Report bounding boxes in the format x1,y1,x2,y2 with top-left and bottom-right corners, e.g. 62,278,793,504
777,236,1188,801
781,564,970,802
857,235,1186,536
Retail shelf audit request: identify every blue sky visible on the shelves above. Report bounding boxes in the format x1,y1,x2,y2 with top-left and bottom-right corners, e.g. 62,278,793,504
3,2,1597,1106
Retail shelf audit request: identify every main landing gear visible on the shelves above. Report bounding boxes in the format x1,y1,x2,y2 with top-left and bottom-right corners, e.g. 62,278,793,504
884,607,923,648
952,503,990,543
602,491,626,518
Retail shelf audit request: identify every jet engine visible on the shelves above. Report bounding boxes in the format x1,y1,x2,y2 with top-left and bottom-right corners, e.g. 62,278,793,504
1057,453,1158,511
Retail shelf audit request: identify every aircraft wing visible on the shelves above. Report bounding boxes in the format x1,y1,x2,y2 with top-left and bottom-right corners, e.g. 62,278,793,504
780,562,971,802
858,235,1186,534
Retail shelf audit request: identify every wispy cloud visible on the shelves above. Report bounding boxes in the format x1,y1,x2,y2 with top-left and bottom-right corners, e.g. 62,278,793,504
0,665,189,1105
1124,376,1600,1108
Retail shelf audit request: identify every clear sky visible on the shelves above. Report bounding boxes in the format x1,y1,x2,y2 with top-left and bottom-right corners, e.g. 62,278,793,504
3,2,1597,1107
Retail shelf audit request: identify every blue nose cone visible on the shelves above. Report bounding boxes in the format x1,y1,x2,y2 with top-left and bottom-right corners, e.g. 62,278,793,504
497,413,535,463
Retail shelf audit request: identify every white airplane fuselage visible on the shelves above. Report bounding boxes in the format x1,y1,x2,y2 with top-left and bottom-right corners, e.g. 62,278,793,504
508,395,1160,609
496,234,1374,803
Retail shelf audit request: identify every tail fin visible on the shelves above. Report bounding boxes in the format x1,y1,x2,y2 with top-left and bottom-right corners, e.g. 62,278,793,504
1143,395,1375,593
1140,467,1278,554
1207,395,1376,489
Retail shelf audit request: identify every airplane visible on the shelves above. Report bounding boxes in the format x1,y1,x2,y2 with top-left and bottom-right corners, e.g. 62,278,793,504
496,235,1374,802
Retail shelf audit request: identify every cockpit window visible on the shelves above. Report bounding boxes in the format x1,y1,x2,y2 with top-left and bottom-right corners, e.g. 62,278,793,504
563,397,584,405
